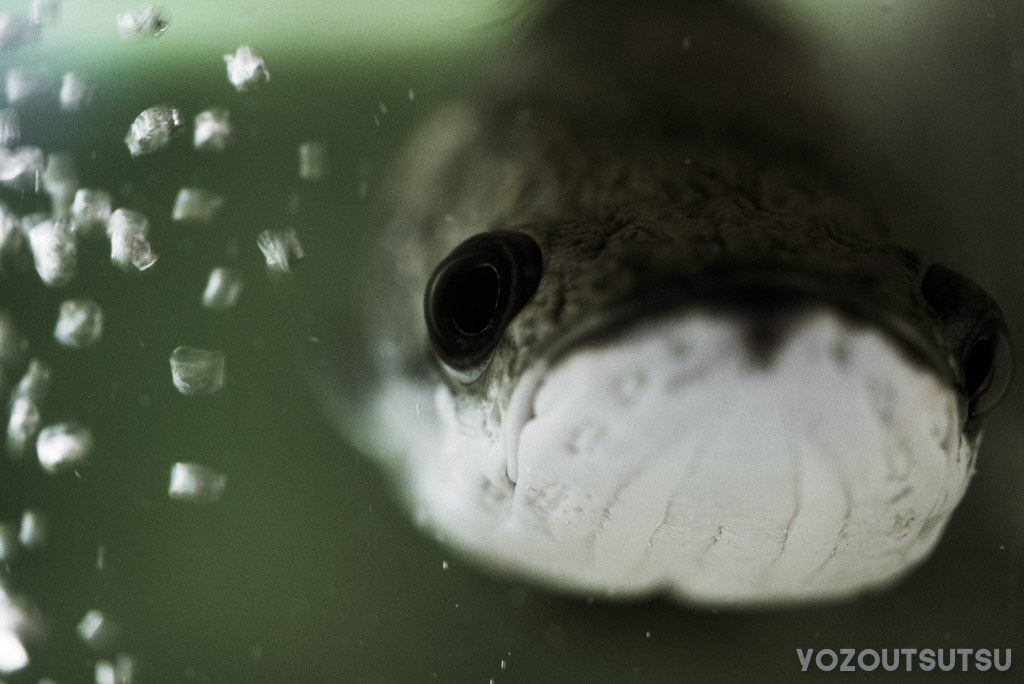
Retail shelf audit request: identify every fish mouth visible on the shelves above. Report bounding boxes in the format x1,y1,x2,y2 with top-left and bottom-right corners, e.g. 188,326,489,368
501,264,961,485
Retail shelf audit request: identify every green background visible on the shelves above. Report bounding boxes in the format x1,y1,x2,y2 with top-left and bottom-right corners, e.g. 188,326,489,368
0,1,1021,682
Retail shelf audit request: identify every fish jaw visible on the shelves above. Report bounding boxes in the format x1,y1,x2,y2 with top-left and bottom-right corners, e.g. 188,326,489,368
395,306,974,607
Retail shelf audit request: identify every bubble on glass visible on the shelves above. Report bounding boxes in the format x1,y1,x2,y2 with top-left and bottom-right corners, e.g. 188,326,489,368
224,46,269,92
4,67,53,104
71,189,113,238
257,227,304,273
18,509,45,550
124,104,182,157
54,298,103,348
36,422,92,473
169,346,225,395
0,145,45,189
0,14,39,50
298,142,328,181
0,108,18,145
193,107,232,151
0,630,28,673
60,71,93,111
28,218,77,287
107,208,158,271
28,0,61,27
171,187,224,224
77,609,119,650
168,462,227,503
42,152,78,219
116,5,168,41
202,266,243,310
7,359,51,458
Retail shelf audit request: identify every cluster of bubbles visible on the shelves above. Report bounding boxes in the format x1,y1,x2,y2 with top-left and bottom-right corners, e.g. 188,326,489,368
0,2,330,680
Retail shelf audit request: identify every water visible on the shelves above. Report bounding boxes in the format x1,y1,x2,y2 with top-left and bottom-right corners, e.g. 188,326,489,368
0,1,1021,682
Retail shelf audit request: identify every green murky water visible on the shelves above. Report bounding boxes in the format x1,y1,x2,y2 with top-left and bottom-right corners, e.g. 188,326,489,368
0,1,1021,682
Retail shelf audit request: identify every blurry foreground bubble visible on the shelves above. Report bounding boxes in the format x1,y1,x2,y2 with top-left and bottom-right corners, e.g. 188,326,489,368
116,4,168,40
298,141,328,181
257,227,304,272
0,13,39,50
5,67,52,104
0,108,18,145
28,219,77,287
77,609,120,650
107,208,157,271
0,524,17,562
7,397,42,458
29,0,61,26
168,462,227,503
193,107,232,151
42,152,78,218
169,346,225,395
18,509,45,550
0,630,28,674
7,359,51,458
36,422,92,473
0,145,44,189
72,189,113,238
96,654,135,684
202,266,243,310
224,46,269,91
171,187,224,223
54,298,103,348
60,71,93,111
124,104,181,157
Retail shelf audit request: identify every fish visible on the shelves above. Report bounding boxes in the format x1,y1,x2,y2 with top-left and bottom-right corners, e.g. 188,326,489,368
312,0,1013,607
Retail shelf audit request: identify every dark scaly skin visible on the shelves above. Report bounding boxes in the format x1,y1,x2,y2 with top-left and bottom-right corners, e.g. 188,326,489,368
362,0,959,420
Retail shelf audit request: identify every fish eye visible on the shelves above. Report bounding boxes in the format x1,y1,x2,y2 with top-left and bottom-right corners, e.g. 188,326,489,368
424,231,543,373
921,263,1013,418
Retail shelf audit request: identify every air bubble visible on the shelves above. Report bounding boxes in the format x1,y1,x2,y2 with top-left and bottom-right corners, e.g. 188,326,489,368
224,46,269,91
202,267,243,310
0,630,28,673
107,208,157,271
28,219,77,287
71,189,113,238
124,105,182,157
36,422,92,473
257,228,304,273
116,5,168,40
193,108,232,151
42,152,79,219
168,462,227,503
169,346,225,395
0,109,18,145
7,359,51,458
171,188,224,224
60,71,93,111
77,609,119,650
54,298,103,348
18,510,45,550
0,146,45,189
298,142,328,181
4,68,52,104
29,0,61,26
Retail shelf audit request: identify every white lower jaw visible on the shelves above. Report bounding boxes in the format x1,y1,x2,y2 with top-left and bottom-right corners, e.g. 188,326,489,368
409,307,974,606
